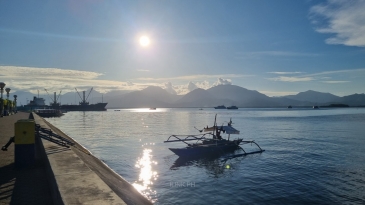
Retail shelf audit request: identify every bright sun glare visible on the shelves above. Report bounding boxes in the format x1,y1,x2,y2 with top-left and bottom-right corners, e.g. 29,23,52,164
139,36,150,47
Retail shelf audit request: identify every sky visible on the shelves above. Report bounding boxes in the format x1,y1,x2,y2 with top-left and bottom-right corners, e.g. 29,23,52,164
0,0,364,97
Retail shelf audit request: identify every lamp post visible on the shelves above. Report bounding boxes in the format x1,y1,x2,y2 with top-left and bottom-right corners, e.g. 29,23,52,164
0,83,4,117
14,95,17,113
5,88,10,115
0,82,5,99
5,88,10,100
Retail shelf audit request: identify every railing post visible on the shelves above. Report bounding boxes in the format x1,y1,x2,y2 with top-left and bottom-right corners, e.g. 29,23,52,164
14,119,35,168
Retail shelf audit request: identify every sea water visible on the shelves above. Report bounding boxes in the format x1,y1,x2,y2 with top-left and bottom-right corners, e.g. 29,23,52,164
46,108,365,204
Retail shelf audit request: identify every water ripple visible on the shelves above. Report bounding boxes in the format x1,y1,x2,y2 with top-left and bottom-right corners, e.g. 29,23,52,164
46,108,365,204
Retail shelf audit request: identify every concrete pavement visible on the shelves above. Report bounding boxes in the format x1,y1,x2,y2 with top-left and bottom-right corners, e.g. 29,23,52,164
0,112,52,205
1,112,152,205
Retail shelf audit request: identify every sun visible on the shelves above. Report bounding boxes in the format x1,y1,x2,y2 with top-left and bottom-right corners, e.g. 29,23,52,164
139,36,150,47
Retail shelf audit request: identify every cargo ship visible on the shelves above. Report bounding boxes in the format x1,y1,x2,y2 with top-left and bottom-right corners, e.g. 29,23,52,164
57,88,107,111
61,102,107,111
18,88,107,112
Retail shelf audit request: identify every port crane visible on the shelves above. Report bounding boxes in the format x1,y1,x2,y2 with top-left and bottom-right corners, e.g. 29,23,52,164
75,87,93,105
44,89,62,107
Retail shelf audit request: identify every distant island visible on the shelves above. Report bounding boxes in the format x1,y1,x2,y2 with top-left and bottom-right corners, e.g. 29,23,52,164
321,104,349,108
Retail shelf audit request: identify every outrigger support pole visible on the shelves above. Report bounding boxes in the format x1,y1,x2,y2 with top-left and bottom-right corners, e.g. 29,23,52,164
240,140,264,152
164,134,209,145
222,140,265,161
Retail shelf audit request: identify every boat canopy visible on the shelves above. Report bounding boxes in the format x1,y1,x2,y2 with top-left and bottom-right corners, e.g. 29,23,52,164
204,126,240,134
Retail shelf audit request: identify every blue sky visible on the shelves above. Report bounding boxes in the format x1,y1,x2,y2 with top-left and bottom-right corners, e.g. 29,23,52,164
0,0,364,96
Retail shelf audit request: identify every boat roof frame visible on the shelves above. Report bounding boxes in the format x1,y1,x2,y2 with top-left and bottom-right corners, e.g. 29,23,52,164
164,133,212,145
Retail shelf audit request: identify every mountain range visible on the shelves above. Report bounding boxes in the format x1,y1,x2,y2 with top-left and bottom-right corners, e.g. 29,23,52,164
11,85,365,108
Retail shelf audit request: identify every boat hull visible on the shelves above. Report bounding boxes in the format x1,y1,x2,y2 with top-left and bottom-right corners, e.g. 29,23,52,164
60,103,107,111
169,142,240,157
34,109,63,118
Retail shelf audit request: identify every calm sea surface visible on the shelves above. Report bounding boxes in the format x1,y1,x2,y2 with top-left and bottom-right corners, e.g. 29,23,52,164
46,108,365,205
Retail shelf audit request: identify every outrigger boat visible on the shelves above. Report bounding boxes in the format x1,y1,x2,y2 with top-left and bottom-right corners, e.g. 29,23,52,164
164,115,265,158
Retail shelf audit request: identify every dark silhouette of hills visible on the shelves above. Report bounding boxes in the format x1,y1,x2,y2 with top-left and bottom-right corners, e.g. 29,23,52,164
339,93,365,106
283,90,341,104
107,86,180,108
13,85,365,108
174,88,218,107
107,85,312,108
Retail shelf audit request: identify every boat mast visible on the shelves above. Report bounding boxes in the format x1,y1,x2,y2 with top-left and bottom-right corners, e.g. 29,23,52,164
75,87,93,105
213,114,217,137
75,88,83,103
83,91,86,103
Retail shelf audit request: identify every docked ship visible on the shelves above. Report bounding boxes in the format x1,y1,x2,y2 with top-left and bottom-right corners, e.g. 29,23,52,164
17,96,47,111
59,88,107,111
61,102,107,111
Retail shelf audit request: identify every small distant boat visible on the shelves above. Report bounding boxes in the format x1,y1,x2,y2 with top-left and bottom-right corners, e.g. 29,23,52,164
149,108,156,110
199,108,203,110
214,105,226,109
313,106,319,109
164,115,264,158
287,105,292,109
227,106,238,110
114,110,121,111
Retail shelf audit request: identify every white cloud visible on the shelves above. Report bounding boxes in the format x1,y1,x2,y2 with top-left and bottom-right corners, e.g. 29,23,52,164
0,66,149,93
213,78,232,86
310,0,365,47
1,66,102,79
304,68,365,77
133,74,251,82
194,80,211,90
164,82,177,95
321,80,350,83
237,51,319,59
0,66,254,96
173,80,212,95
267,72,305,75
268,76,314,82
267,68,365,83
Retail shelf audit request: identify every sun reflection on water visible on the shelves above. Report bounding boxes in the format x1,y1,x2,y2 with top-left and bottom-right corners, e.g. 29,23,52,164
127,108,168,112
133,149,158,202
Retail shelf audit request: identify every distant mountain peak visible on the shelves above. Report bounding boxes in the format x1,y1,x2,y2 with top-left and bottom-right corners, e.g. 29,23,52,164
142,85,163,90
284,89,341,103
303,90,330,94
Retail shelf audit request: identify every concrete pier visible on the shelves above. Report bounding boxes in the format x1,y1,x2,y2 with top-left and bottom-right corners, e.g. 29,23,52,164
0,112,52,204
0,112,152,205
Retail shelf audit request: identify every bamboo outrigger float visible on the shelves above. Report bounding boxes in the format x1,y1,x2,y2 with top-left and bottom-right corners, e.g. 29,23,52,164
164,114,265,159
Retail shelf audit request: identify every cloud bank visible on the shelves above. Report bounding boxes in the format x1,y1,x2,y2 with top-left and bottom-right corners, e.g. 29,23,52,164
0,66,143,93
310,0,365,47
268,76,314,82
213,78,232,86
1,66,241,95
267,68,365,83
164,82,177,95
